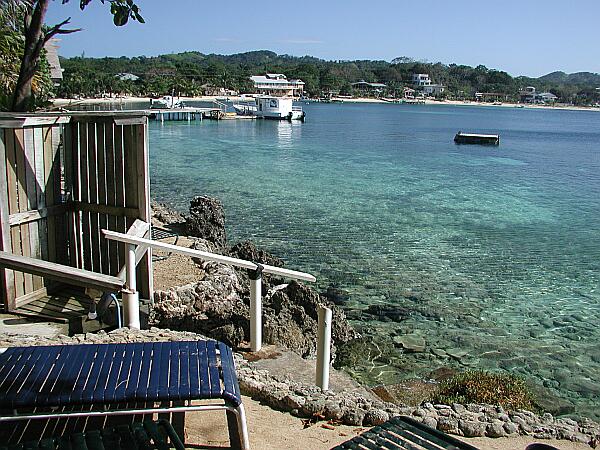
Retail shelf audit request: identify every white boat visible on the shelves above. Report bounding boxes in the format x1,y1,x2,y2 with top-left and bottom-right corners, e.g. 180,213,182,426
150,95,185,109
255,96,305,121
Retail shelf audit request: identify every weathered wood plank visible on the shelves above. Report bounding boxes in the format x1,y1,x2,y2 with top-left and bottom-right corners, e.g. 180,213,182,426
96,121,109,275
13,308,70,323
136,122,152,299
51,125,68,265
0,116,71,128
0,130,16,311
7,203,69,226
113,117,147,125
115,219,150,280
105,121,119,275
71,114,146,124
64,122,79,267
5,130,23,301
14,128,34,293
14,286,48,308
79,122,92,270
43,126,55,263
32,127,46,291
19,303,84,321
123,125,138,209
0,251,125,292
123,125,144,297
46,293,93,309
22,294,88,314
114,124,126,269
72,201,139,218
87,121,101,274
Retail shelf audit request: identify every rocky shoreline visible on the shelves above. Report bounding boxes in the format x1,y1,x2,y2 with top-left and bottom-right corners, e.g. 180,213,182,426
0,328,598,446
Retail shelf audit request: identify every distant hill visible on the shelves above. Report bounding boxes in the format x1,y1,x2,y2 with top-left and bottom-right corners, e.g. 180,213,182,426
538,71,600,86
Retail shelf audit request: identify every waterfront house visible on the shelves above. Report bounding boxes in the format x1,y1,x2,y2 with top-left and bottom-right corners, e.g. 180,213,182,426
403,87,416,98
519,87,557,104
250,74,305,97
351,80,388,97
412,73,432,86
423,84,445,96
475,92,507,102
520,86,537,103
537,92,558,104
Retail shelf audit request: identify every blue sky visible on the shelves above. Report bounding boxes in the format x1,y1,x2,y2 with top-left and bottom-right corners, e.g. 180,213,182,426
46,0,600,77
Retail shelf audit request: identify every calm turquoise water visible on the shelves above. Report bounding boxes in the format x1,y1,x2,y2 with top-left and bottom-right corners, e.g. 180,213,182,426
149,103,600,418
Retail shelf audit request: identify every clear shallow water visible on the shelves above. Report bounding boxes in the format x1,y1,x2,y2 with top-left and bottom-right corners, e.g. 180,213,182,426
149,103,600,419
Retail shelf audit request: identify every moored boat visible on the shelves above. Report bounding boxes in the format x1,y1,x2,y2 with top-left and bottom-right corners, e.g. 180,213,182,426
150,95,185,109
237,96,305,121
454,131,499,145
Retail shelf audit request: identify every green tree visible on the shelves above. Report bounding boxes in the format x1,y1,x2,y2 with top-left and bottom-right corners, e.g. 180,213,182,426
5,0,143,111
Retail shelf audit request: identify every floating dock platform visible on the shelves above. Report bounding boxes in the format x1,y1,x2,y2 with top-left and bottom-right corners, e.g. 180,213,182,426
454,132,500,145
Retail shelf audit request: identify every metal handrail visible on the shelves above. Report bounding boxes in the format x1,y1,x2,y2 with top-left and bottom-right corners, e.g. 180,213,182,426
102,228,333,389
102,229,316,282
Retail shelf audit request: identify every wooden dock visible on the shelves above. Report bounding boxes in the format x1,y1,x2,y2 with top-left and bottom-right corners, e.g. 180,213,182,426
147,107,223,122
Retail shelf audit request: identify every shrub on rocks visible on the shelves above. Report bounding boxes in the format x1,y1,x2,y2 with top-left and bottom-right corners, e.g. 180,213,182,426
431,370,535,412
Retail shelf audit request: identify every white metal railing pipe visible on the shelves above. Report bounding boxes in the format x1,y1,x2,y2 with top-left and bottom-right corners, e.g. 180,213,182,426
249,266,262,352
316,306,332,390
124,243,141,329
103,228,331,388
102,229,316,282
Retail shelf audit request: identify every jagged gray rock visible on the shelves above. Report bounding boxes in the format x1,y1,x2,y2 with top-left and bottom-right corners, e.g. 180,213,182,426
151,200,185,225
185,196,227,249
151,256,357,357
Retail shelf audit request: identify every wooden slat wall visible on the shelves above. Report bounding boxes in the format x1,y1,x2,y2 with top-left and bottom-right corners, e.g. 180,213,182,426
1,124,65,309
0,130,16,310
0,114,152,311
70,116,151,294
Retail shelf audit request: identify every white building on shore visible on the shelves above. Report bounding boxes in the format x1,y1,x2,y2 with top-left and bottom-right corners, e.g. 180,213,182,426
423,84,445,96
250,74,305,97
351,80,388,96
412,73,432,86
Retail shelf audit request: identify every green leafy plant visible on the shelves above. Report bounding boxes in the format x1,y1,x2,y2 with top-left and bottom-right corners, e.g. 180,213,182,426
1,0,143,111
430,370,535,411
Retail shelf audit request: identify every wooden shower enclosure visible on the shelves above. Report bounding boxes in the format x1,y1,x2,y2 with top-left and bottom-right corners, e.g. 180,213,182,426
0,112,152,313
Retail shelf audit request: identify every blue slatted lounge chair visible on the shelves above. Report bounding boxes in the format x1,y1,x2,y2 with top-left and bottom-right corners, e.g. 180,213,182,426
0,419,185,450
0,340,249,450
331,415,480,450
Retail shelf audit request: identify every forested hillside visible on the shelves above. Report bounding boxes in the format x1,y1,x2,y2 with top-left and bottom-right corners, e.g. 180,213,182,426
58,50,600,105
